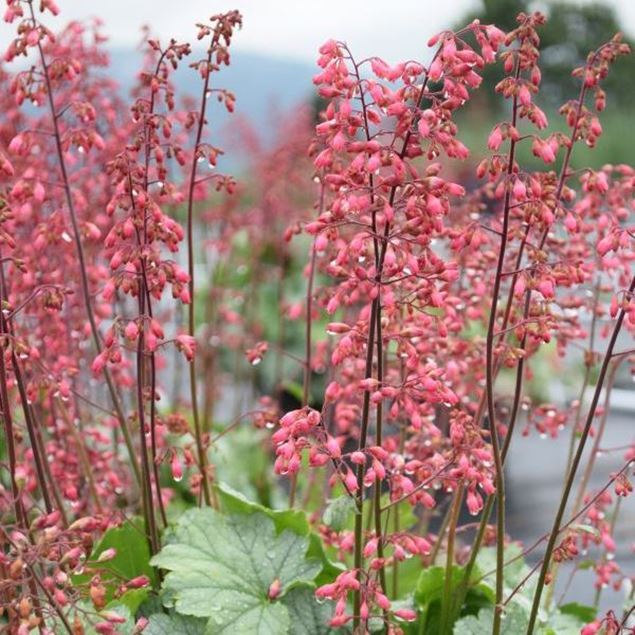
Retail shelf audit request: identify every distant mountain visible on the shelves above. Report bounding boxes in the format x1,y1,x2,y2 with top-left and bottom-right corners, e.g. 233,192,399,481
107,47,315,149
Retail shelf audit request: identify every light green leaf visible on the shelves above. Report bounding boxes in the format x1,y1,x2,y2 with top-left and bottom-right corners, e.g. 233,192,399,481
453,602,529,634
218,482,344,586
475,544,530,592
282,586,341,635
145,613,207,635
151,508,321,634
217,482,310,536
322,496,358,532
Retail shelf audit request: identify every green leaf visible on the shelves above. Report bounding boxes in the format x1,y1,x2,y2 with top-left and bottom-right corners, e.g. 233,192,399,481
73,519,156,605
570,523,600,539
384,557,425,599
414,565,494,633
322,496,357,532
145,613,207,635
282,586,342,634
414,566,446,605
115,588,149,614
213,428,285,509
54,602,134,635
543,610,591,635
151,507,321,634
475,544,529,592
218,482,344,586
559,602,596,624
281,380,305,404
453,602,529,634
307,533,346,587
217,482,310,536
415,565,493,606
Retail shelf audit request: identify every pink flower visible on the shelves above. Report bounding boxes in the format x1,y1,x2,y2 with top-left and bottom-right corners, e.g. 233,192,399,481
176,334,196,361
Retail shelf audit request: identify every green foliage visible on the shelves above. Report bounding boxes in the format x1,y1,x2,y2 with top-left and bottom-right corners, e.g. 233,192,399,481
145,485,345,632
217,483,344,586
145,613,208,635
322,495,358,533
458,0,635,109
475,544,530,591
73,519,157,605
453,601,530,634
213,427,285,509
283,587,341,635
63,486,597,634
453,599,595,635
414,565,494,633
452,546,596,634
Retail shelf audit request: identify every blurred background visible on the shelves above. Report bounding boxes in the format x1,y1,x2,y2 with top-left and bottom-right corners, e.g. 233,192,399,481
4,0,634,613
2,0,635,163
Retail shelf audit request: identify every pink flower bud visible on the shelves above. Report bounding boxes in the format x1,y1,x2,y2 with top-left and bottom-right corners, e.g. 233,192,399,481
394,608,417,622
124,321,139,341
267,578,282,600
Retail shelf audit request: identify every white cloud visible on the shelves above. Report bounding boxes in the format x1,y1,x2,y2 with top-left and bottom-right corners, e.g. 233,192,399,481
1,0,634,63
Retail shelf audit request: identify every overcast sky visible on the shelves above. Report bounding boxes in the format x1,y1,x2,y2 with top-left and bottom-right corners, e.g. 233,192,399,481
3,0,635,64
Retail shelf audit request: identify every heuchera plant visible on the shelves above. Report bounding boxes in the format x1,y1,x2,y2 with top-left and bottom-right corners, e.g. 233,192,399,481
0,1,633,634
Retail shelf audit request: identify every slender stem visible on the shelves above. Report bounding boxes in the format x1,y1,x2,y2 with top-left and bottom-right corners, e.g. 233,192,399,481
149,352,168,528
484,58,520,635
136,280,159,556
546,278,601,607
11,354,53,513
525,275,635,634
593,497,622,608
352,295,378,630
0,252,53,515
26,561,73,634
439,482,464,635
0,308,27,531
32,403,68,525
572,358,622,514
28,2,139,485
185,47,216,508
373,293,387,596
55,399,103,514
303,182,323,408
289,180,324,508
